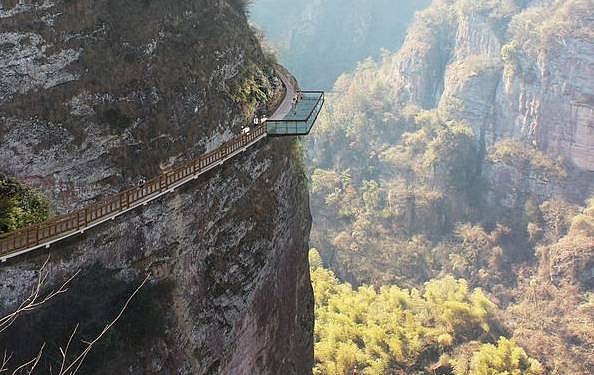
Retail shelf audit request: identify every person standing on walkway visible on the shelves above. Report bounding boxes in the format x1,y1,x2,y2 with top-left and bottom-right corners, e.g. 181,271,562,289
291,96,297,114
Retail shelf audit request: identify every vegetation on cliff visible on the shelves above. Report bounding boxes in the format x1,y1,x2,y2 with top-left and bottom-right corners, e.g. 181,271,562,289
228,62,275,114
0,175,51,234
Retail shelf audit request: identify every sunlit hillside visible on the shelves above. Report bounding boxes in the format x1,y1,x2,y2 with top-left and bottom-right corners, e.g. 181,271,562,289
303,0,594,372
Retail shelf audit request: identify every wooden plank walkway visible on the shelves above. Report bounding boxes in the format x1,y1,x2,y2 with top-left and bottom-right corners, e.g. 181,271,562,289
0,71,298,262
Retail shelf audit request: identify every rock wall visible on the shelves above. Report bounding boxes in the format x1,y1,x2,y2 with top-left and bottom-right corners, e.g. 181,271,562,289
384,0,594,201
0,1,313,373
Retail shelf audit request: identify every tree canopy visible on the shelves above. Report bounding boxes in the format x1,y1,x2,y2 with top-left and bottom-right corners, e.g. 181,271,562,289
310,249,544,375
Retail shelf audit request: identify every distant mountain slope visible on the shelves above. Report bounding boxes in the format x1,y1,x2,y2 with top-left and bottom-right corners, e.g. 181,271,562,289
250,0,431,89
306,0,594,373
382,0,594,176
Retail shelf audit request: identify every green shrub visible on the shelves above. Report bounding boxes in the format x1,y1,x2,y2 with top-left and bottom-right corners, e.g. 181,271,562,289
311,249,501,375
228,63,272,113
455,337,543,375
0,175,51,233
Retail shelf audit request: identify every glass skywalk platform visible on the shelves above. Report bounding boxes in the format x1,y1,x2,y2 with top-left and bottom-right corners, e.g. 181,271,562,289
266,91,325,136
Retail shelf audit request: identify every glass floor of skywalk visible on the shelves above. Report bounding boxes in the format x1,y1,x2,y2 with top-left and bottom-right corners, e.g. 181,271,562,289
266,91,325,136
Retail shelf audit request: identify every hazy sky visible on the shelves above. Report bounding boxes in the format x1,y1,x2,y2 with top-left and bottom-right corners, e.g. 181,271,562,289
250,0,431,88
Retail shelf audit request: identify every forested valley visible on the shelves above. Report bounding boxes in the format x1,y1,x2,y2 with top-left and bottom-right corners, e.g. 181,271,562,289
253,0,594,373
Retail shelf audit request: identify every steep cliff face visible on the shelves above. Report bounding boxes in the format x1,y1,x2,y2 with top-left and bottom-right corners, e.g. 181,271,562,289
500,6,594,177
0,1,313,373
384,0,594,200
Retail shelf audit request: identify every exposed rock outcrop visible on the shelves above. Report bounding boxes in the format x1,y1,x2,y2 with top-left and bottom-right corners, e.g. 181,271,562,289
0,1,313,373
385,0,594,198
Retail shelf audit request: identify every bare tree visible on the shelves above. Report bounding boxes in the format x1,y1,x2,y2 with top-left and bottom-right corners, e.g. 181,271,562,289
0,256,79,335
0,256,148,374
56,275,149,375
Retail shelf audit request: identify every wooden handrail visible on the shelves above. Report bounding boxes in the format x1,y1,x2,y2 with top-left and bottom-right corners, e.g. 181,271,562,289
0,124,268,261
0,69,318,263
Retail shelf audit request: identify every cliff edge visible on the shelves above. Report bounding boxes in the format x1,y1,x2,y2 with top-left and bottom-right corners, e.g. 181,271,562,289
0,1,313,373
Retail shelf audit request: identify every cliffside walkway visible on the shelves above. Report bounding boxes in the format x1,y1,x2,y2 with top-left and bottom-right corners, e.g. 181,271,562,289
0,72,324,262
